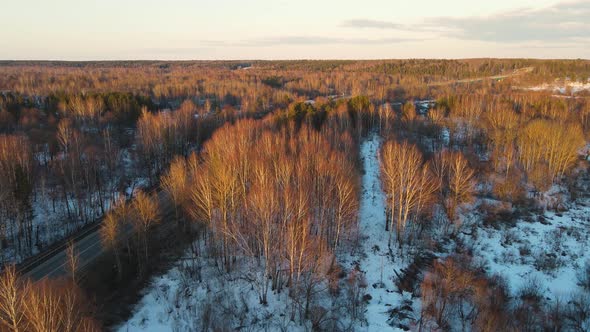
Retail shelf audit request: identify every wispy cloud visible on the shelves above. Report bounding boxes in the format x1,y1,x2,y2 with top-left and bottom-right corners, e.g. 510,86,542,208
202,35,423,47
432,1,590,43
340,19,408,30
343,1,590,44
141,47,210,54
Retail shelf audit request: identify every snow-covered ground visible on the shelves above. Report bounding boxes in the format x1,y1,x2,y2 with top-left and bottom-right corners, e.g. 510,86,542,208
0,145,147,267
117,258,303,332
524,81,590,94
463,203,590,301
0,181,139,267
341,133,414,331
115,133,590,331
357,134,399,330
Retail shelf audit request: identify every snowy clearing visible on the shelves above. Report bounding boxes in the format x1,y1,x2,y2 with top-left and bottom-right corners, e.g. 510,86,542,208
464,201,590,301
117,258,304,332
340,133,414,331
524,81,590,94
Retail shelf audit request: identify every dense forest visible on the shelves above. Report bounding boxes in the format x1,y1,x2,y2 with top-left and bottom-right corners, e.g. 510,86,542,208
1,59,590,331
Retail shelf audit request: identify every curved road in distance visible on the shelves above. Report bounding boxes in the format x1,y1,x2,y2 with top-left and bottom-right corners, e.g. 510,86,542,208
427,67,534,86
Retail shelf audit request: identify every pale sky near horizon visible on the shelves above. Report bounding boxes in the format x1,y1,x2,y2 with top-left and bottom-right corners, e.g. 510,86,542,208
0,0,588,60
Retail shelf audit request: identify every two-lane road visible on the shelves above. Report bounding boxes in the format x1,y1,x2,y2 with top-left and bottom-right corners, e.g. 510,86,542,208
23,191,171,281
427,66,534,86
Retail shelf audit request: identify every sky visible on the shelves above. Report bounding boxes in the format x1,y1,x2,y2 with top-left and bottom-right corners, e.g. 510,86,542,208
0,0,588,60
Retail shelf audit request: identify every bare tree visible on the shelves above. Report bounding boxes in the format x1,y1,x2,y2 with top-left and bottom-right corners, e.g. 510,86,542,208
0,135,34,256
0,265,28,332
333,160,359,250
24,278,100,332
1,266,99,332
246,170,279,304
131,190,160,270
518,119,585,187
446,151,475,227
100,198,128,280
161,156,188,226
380,140,437,247
432,151,475,230
66,240,79,284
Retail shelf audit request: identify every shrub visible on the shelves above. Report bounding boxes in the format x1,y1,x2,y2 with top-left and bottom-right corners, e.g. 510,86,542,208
577,260,590,291
420,255,511,331
534,251,561,273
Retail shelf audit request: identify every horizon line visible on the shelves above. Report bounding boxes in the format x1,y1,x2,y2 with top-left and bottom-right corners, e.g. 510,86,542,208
1,57,589,62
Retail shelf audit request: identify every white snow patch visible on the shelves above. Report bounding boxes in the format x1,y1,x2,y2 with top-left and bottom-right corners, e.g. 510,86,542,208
524,82,590,94
117,257,305,332
344,133,412,331
464,204,590,300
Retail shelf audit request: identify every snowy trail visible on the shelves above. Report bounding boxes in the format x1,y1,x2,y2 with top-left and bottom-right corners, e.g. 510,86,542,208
119,133,408,332
357,133,405,331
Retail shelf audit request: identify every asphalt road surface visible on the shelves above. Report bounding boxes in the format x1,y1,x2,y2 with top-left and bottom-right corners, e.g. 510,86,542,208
427,67,534,86
23,191,170,281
